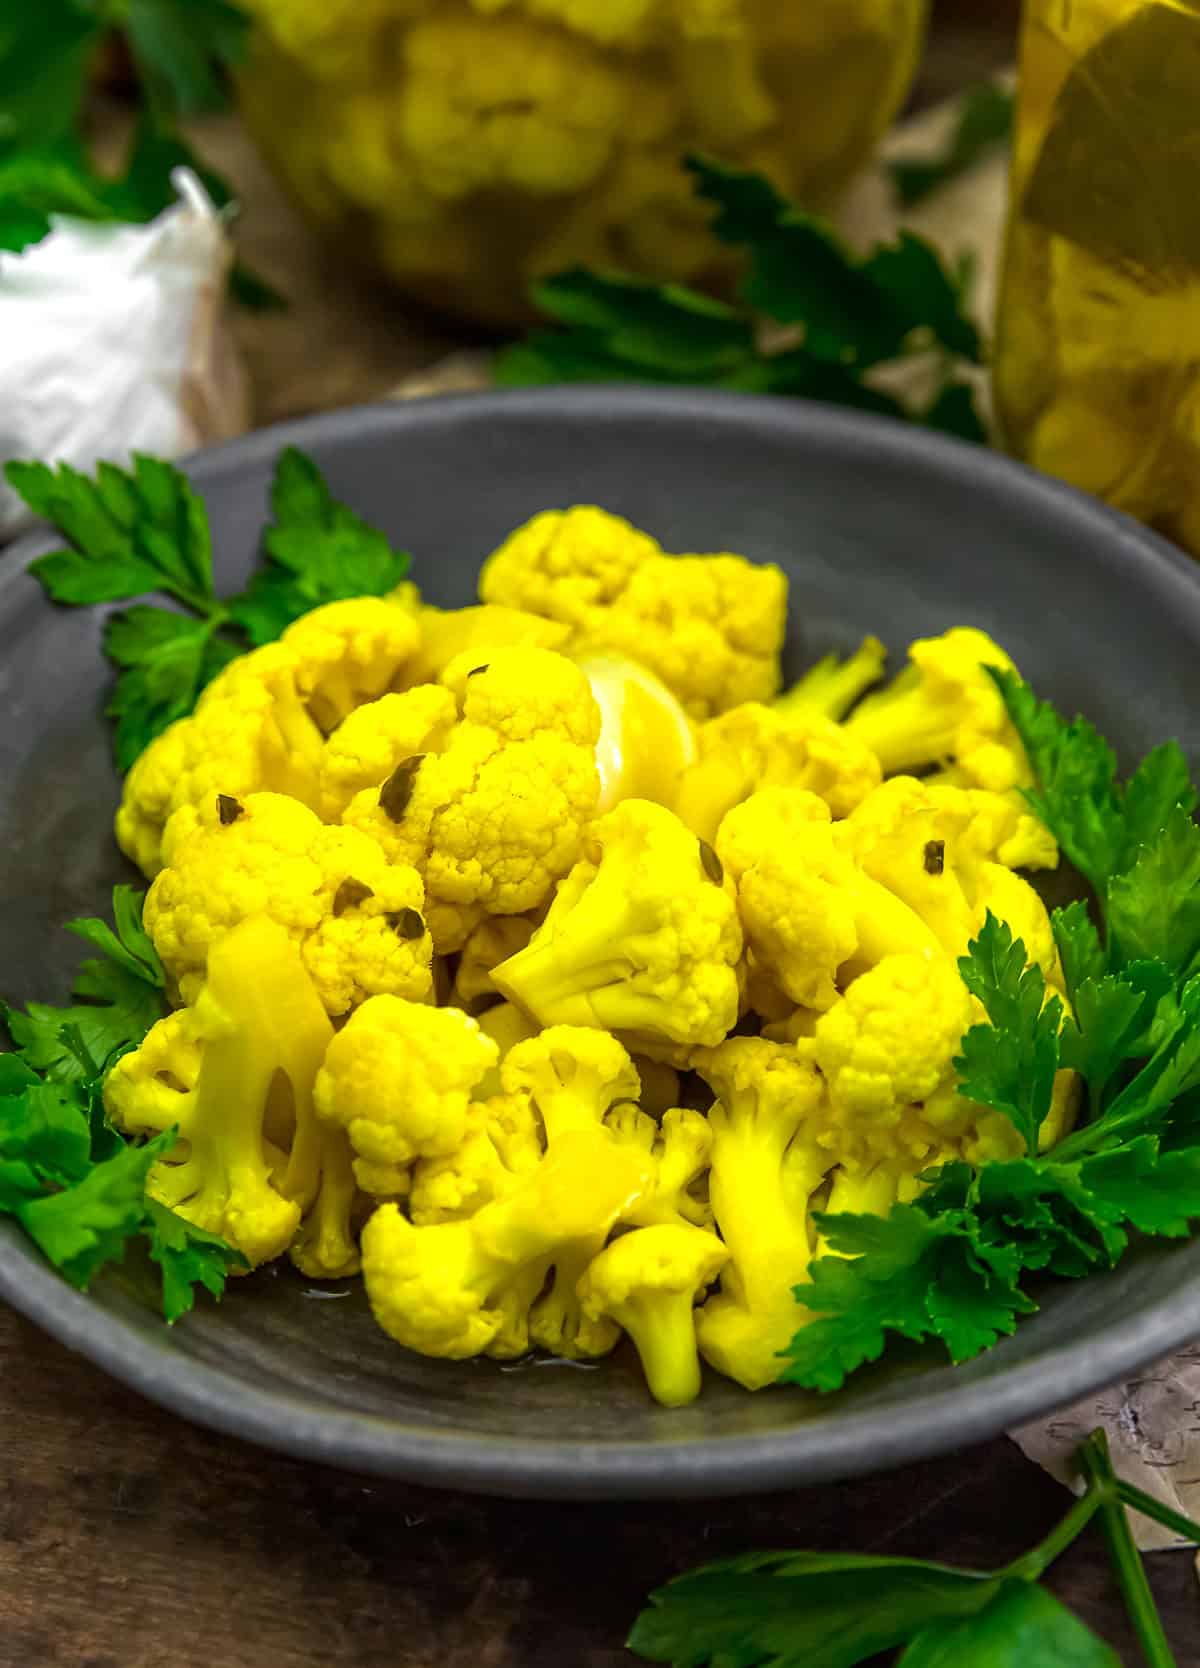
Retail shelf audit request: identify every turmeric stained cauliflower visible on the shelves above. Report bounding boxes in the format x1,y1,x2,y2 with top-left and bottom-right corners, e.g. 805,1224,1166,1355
579,1223,728,1407
104,916,359,1276
314,995,498,1195
479,506,788,719
716,788,940,1015
801,951,1078,1171
319,684,458,820
279,596,422,731
115,598,421,878
675,700,882,842
342,646,601,952
453,915,538,1012
493,798,742,1048
239,0,926,324
144,791,433,1016
691,1038,829,1391
362,1126,651,1360
115,643,326,879
844,775,1062,973
844,627,1035,793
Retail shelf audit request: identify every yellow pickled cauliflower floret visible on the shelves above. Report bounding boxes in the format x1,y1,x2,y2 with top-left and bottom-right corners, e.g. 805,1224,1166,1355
716,788,940,1015
807,953,973,1140
408,1091,544,1225
319,684,458,820
493,798,742,1049
675,701,883,842
844,627,1034,792
239,0,428,83
405,603,570,685
144,791,433,1016
579,1223,728,1406
843,776,1062,973
115,643,326,879
279,596,422,732
454,915,539,1011
479,506,788,719
105,917,359,1276
690,1037,829,1391
362,1126,651,1360
314,995,498,1196
342,646,601,952
602,1103,714,1230
801,951,1077,1171
849,774,1058,882
400,14,628,200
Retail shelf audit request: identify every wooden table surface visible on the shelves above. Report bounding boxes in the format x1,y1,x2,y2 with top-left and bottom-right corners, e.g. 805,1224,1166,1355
3,1301,1196,1667
6,6,1199,1663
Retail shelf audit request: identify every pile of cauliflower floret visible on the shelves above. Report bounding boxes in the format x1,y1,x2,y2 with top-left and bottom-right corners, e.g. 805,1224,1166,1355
104,505,1077,1407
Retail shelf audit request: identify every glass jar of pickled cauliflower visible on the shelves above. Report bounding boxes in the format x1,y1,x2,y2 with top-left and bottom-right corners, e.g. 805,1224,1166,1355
994,1,1200,554
236,0,929,325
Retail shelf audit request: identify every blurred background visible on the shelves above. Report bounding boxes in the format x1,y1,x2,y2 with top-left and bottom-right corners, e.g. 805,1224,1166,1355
75,0,1023,421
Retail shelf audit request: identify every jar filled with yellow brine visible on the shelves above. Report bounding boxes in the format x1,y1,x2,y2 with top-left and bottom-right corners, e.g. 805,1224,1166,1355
994,1,1200,554
236,0,929,325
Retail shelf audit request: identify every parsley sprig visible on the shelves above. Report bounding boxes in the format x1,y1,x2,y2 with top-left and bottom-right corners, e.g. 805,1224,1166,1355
498,156,987,443
781,680,1200,1394
1,888,244,1319
5,447,411,768
628,1429,1196,1667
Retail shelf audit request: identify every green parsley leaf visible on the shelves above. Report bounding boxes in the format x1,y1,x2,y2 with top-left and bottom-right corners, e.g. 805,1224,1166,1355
66,883,165,987
1060,976,1200,1159
628,1548,1005,1668
992,670,1198,895
0,141,113,252
0,1064,93,1206
103,606,242,771
12,447,408,768
955,915,1062,1154
1058,974,1154,1109
1107,805,1200,976
521,269,756,379
1080,1139,1200,1239
689,156,981,367
779,1205,1030,1391
227,447,411,645
1120,741,1198,858
989,670,1126,893
2,888,166,1081
897,1580,1120,1668
0,2,100,147
1051,902,1106,1004
126,0,249,120
502,157,987,439
144,1197,247,1322
6,454,217,611
889,83,1015,208
15,1131,168,1288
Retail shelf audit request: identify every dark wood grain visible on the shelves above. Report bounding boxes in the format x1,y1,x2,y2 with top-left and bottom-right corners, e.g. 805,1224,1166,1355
1,1304,1195,1668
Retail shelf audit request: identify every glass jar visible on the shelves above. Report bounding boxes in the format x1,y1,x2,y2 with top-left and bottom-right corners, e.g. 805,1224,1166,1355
994,1,1200,554
237,0,929,325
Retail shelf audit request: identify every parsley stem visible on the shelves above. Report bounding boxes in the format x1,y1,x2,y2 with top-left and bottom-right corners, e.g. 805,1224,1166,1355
999,1488,1102,1583
1115,1481,1200,1547
1079,1432,1178,1668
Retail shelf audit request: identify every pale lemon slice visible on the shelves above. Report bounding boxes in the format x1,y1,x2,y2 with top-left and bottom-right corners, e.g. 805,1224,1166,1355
578,653,697,811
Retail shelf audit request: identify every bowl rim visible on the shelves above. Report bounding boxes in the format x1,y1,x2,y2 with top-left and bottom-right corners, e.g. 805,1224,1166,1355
4,383,1200,1501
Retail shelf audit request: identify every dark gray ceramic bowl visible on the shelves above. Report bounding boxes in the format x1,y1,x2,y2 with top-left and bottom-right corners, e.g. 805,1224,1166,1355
3,387,1200,1500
